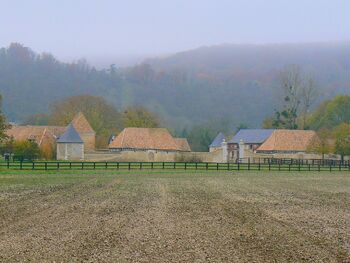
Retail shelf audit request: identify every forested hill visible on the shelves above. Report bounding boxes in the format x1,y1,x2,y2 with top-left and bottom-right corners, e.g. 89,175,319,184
1,42,350,131
146,42,350,97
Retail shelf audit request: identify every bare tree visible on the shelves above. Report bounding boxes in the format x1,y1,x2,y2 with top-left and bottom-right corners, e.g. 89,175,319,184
301,76,318,129
272,65,317,129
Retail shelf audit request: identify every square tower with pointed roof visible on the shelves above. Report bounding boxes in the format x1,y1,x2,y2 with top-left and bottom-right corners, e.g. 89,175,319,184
56,124,84,160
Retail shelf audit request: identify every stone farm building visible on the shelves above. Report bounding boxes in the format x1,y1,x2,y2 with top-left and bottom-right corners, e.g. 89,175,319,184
210,128,321,162
109,128,190,153
256,130,317,154
57,124,84,160
226,129,274,162
105,128,193,162
6,125,65,158
6,112,95,158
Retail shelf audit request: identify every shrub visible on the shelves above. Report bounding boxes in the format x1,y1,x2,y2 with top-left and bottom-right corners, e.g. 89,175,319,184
13,140,41,159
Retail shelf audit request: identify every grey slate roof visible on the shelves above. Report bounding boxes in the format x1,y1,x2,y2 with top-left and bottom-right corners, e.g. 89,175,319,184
57,124,83,143
209,132,225,148
228,129,274,144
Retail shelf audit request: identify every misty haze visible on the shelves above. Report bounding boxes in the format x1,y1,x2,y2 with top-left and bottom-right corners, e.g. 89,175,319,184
1,1,350,262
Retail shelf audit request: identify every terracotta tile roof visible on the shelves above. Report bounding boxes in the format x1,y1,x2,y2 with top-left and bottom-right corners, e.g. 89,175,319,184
6,125,65,146
71,112,95,134
108,128,183,151
174,138,191,152
257,129,317,152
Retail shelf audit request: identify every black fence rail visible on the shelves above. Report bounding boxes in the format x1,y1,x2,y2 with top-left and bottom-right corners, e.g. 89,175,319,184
239,157,350,166
1,161,350,172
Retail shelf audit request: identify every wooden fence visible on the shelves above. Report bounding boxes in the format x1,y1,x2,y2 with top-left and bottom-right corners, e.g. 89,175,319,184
1,160,350,172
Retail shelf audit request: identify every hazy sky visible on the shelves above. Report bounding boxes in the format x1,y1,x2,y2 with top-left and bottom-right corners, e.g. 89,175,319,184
1,0,349,62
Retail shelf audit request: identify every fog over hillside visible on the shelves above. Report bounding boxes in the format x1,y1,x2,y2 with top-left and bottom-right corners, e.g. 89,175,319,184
1,42,350,131
145,42,350,96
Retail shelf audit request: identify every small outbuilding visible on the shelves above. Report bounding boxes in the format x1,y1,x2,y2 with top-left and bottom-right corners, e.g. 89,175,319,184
56,124,84,160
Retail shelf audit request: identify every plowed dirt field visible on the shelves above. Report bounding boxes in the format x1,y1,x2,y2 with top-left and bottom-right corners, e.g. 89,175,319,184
0,171,349,262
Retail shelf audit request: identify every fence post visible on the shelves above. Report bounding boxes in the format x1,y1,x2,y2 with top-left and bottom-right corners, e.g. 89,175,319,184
248,158,250,171
69,162,72,169
185,162,187,170
57,162,60,170
308,164,311,171
20,161,23,170
228,163,230,171
162,162,165,169
258,162,261,171
174,162,176,169
288,164,291,172
268,160,271,171
81,162,84,170
140,162,142,170
105,162,108,169
7,161,10,169
217,163,219,170
45,162,47,171
151,162,154,169
93,162,96,170
195,163,198,170
128,163,131,170
206,162,208,170
238,162,240,171
32,162,35,170
330,165,332,172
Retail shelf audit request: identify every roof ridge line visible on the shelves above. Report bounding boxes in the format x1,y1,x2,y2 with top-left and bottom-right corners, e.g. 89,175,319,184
121,129,126,147
38,128,47,146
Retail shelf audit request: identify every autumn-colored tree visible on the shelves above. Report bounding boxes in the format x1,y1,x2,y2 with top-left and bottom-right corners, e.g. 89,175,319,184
0,137,14,155
333,123,350,161
308,95,350,129
13,140,41,159
41,142,55,160
0,94,10,143
262,117,274,129
122,106,160,128
49,95,122,147
307,128,333,160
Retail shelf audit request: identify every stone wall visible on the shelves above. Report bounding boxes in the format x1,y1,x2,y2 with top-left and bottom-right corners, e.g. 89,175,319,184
82,148,345,163
85,149,224,163
57,143,84,160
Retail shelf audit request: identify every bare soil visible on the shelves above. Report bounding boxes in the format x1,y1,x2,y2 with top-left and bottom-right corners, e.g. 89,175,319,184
0,171,349,262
